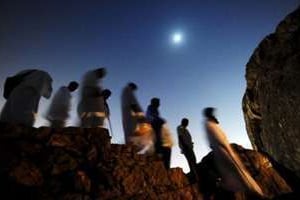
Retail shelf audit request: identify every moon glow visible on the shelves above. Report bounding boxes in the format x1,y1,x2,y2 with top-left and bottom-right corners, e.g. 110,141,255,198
172,33,183,44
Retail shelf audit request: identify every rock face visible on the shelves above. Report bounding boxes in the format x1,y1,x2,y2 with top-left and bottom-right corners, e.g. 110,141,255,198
0,123,201,200
196,144,292,200
0,123,294,199
242,7,300,177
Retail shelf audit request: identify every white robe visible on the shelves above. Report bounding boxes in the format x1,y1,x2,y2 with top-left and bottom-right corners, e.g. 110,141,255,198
130,122,155,154
0,70,52,126
46,86,71,122
77,70,106,127
121,86,143,144
205,120,264,196
161,123,173,148
78,71,105,114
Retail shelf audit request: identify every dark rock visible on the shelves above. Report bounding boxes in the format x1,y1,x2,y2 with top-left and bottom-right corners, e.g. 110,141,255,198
9,159,43,186
242,7,300,178
196,144,292,200
0,124,202,199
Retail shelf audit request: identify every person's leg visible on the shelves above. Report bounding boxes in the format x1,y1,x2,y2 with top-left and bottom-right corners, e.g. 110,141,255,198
80,112,89,128
152,121,163,154
161,147,171,169
185,148,199,181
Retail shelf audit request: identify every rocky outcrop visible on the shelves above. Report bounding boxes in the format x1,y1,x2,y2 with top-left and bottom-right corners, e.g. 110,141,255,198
242,7,300,177
196,144,292,200
0,123,200,200
0,123,295,199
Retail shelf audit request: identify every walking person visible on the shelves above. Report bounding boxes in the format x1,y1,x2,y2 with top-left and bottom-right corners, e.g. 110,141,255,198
77,68,107,128
46,81,79,128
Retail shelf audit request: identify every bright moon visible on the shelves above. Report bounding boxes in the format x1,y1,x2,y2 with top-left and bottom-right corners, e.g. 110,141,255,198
172,33,182,44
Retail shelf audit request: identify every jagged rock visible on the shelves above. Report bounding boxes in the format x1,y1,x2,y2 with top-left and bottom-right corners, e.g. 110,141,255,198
9,160,43,186
242,7,300,178
196,144,292,200
0,124,202,199
0,123,297,199
74,170,91,193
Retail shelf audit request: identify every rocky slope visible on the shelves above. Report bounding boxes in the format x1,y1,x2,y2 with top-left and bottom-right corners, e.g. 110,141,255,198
0,123,201,200
0,123,294,199
242,7,300,178
196,144,292,200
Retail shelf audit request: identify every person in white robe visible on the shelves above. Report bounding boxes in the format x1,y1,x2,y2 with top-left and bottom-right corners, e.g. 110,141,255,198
130,115,155,154
160,122,173,169
46,81,79,128
121,82,144,144
0,69,53,126
77,68,107,128
203,107,264,197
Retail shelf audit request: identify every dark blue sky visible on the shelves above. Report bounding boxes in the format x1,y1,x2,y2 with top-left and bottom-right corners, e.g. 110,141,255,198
0,0,299,171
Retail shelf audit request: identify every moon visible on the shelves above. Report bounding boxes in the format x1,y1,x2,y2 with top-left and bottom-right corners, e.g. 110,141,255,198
172,33,183,44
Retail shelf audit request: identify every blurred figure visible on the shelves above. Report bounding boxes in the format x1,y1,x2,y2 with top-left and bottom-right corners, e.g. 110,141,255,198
146,98,173,169
130,115,155,154
121,82,143,144
161,122,173,169
101,89,112,131
46,81,79,128
0,69,53,126
77,68,107,128
203,107,264,197
146,97,165,153
177,118,198,181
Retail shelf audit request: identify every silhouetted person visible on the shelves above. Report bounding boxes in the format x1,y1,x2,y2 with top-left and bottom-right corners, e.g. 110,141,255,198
46,81,79,128
121,82,143,144
77,68,107,128
146,98,173,168
0,69,53,126
146,97,165,154
203,107,264,198
177,118,198,181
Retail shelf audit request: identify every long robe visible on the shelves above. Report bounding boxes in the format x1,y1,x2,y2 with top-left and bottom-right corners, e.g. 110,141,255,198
130,121,155,154
121,86,143,144
205,120,264,196
46,86,71,126
0,70,53,126
77,70,106,127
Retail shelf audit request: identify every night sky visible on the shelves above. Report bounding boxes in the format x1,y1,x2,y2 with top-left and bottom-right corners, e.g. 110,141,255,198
0,0,299,171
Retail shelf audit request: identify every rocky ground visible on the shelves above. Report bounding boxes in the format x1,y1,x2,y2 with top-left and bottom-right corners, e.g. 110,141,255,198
0,123,296,200
0,123,201,200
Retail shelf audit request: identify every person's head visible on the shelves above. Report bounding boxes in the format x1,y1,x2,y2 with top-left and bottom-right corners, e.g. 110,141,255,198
150,97,160,108
68,81,79,92
181,118,189,127
128,82,138,91
101,89,111,100
203,107,219,123
94,67,107,78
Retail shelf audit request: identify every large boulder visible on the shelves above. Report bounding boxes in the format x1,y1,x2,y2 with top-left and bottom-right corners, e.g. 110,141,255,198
242,7,300,177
